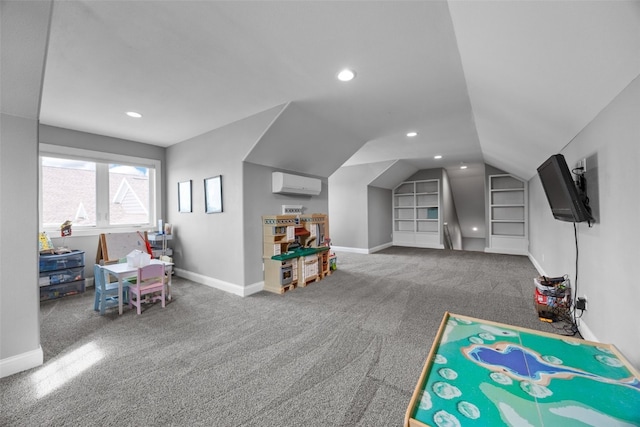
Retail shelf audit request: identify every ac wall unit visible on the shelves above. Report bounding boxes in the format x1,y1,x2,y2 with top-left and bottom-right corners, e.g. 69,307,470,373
272,172,321,196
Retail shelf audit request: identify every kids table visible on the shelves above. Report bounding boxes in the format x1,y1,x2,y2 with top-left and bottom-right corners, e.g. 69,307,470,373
101,259,173,315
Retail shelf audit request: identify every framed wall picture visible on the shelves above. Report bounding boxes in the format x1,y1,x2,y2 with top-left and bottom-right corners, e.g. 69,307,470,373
178,180,192,213
204,175,223,213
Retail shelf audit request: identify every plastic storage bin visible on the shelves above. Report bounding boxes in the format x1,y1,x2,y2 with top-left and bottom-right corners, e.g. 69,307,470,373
39,250,85,272
39,250,86,301
40,280,85,301
39,266,84,286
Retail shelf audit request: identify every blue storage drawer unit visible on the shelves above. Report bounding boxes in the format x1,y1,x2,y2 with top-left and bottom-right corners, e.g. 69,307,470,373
39,250,85,272
39,266,84,286
40,280,85,301
39,250,85,301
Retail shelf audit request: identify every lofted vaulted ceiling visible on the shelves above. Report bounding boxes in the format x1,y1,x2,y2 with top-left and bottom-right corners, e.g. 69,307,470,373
35,0,640,180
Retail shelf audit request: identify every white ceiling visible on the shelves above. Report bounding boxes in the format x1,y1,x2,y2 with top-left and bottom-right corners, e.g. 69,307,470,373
38,0,640,180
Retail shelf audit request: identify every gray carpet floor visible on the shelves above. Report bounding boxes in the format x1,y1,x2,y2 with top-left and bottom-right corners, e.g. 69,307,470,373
0,247,562,426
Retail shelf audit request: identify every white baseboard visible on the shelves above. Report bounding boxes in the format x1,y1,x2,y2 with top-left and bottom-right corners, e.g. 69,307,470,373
527,253,547,276
369,242,393,253
577,319,599,343
243,281,264,297
485,247,528,256
0,346,43,378
174,268,263,297
332,242,392,255
331,246,369,254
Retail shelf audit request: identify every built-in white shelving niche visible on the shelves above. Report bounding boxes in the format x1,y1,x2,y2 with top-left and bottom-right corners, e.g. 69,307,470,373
487,174,528,255
392,179,442,249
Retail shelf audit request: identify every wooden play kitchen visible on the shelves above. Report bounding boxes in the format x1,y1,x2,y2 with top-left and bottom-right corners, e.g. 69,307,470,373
405,312,640,426
262,213,333,294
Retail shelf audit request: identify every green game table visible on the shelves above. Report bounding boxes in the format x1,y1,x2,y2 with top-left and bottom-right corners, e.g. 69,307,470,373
405,312,640,427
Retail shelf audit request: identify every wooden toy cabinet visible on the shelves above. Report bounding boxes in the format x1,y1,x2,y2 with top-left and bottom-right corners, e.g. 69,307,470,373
262,214,331,294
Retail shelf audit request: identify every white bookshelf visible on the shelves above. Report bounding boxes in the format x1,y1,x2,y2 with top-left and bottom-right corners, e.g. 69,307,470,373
393,179,442,248
487,174,528,255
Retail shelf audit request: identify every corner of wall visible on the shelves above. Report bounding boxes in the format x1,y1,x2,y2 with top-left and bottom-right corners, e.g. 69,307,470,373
0,346,43,379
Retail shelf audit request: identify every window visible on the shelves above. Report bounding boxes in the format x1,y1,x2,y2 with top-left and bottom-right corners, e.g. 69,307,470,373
40,144,161,234
41,157,97,227
109,164,150,225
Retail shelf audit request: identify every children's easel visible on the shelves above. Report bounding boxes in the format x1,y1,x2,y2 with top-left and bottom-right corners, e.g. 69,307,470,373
96,231,149,264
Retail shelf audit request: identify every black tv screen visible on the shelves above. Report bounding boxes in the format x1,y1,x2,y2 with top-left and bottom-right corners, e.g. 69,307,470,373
537,154,593,223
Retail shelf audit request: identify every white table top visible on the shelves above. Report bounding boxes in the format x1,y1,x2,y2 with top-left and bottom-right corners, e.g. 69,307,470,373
102,259,173,275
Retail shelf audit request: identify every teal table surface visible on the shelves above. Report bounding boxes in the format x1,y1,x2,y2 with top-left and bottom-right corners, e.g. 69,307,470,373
271,246,329,261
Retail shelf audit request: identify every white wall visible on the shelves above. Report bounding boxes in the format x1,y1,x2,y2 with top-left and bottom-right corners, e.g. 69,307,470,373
367,186,392,250
0,114,42,375
242,161,328,286
165,108,281,295
40,125,166,161
529,76,640,369
329,162,394,251
441,169,462,249
447,165,486,241
0,0,52,378
328,166,369,250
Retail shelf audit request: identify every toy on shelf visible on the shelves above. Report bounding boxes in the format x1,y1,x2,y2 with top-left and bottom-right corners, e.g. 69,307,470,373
57,220,73,253
39,232,54,254
60,220,72,237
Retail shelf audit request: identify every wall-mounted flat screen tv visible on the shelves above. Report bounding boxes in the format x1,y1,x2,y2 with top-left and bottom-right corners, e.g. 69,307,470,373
536,154,593,223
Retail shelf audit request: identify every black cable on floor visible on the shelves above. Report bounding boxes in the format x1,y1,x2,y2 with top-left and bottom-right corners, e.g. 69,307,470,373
556,223,582,337
543,224,584,338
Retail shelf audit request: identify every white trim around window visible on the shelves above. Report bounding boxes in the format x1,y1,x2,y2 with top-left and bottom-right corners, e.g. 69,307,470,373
39,143,162,237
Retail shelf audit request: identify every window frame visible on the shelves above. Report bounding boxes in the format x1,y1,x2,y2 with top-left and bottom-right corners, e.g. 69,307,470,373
39,143,162,237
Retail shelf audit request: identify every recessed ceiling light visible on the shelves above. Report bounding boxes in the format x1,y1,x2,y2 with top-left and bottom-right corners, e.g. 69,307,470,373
472,227,478,231
406,131,418,137
337,69,356,82
434,155,443,159
126,111,142,118
460,165,468,169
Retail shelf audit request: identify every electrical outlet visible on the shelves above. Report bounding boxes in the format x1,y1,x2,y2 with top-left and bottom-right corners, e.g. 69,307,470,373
581,158,587,172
